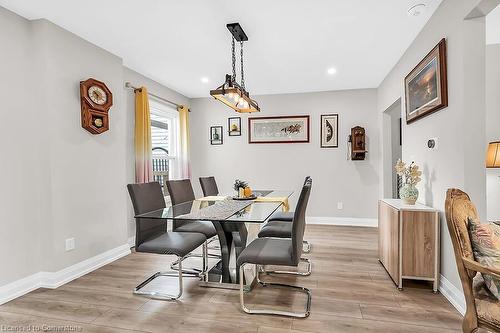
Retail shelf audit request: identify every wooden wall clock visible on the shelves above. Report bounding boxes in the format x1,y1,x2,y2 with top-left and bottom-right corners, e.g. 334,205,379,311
80,78,113,134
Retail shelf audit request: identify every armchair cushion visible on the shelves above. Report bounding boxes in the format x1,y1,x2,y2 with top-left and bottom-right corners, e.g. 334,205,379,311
468,218,500,300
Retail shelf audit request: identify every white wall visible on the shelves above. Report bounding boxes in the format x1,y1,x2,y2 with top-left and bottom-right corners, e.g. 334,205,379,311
190,89,380,222
377,0,488,297
486,43,500,221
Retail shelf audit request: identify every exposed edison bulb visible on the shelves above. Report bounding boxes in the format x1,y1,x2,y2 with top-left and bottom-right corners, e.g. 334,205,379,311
233,94,240,102
227,92,234,99
242,100,249,108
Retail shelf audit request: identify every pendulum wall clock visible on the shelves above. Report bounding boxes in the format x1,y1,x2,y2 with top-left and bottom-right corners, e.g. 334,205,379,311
80,78,113,134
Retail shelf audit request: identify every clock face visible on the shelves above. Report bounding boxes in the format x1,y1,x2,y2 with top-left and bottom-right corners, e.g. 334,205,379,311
88,86,107,105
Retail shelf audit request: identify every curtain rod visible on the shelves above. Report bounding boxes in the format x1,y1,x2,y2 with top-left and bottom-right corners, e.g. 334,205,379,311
124,82,184,109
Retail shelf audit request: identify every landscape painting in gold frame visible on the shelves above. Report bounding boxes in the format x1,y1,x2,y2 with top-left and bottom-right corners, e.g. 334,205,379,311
405,38,448,124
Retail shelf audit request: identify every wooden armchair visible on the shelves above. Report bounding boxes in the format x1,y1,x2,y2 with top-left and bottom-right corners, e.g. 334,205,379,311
445,189,500,333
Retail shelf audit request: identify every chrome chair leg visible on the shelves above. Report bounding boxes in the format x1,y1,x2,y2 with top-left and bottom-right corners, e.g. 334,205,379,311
134,256,196,300
303,240,311,253
239,264,311,318
170,240,215,277
262,257,312,277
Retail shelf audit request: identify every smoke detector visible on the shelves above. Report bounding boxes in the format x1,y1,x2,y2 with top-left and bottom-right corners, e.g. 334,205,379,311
408,4,426,17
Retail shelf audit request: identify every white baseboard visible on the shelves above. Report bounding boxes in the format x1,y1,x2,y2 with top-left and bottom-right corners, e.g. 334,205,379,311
128,236,135,248
307,216,378,227
0,243,131,305
439,274,466,315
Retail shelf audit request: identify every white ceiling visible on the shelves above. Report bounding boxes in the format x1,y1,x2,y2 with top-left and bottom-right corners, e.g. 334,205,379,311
0,0,443,98
487,5,500,45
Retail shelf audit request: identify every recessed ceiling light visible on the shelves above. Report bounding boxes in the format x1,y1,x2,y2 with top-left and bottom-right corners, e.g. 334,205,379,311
408,4,426,17
327,68,337,75
201,77,209,83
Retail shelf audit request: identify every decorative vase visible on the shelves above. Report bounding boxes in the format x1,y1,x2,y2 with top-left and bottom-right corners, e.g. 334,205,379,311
400,184,419,205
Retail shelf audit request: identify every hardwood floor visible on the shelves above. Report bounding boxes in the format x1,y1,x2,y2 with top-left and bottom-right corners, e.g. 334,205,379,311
0,226,466,332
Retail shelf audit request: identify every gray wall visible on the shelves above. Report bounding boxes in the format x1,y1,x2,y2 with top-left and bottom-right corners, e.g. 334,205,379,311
190,89,380,221
0,6,43,285
486,43,500,221
377,0,488,291
32,19,129,272
0,6,189,287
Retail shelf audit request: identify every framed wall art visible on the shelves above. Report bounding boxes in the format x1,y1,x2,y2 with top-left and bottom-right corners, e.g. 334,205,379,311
210,126,223,145
320,114,338,148
228,117,241,136
248,115,310,144
404,38,448,124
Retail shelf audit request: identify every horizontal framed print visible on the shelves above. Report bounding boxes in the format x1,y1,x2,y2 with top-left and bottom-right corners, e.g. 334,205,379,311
248,115,310,144
405,38,448,124
320,114,338,148
210,126,223,145
228,117,241,136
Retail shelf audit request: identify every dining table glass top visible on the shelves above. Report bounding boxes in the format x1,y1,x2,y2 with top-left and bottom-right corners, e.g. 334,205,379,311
135,190,293,223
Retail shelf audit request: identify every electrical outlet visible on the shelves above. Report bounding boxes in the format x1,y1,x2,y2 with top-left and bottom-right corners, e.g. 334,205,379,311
65,238,75,251
337,202,343,210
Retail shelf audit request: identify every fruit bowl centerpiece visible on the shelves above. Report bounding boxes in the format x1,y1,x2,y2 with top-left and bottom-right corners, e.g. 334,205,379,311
233,179,256,200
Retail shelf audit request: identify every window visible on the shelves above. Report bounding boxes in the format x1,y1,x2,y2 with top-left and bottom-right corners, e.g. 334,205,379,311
149,98,179,194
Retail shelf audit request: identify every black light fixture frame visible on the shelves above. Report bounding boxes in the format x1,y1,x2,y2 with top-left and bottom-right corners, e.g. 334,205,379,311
210,22,260,113
226,23,248,42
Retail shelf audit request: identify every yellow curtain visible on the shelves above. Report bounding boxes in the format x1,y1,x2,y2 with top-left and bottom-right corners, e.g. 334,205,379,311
178,105,191,178
134,87,153,183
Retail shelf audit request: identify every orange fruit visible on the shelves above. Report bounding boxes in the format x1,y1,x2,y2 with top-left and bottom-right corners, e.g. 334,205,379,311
243,187,252,197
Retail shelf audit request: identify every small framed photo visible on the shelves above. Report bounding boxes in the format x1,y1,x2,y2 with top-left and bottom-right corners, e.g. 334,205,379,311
228,117,241,136
320,114,338,148
210,126,223,145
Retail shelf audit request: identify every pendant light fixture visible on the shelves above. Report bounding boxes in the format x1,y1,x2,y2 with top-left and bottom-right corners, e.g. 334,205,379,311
210,23,260,113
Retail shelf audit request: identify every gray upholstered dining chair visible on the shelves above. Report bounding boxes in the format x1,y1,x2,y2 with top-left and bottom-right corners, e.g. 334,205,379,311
199,176,219,196
264,176,312,253
127,182,208,300
237,178,312,318
257,177,312,276
166,179,219,274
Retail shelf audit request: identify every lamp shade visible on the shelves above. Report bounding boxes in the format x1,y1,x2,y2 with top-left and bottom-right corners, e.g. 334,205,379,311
486,141,500,168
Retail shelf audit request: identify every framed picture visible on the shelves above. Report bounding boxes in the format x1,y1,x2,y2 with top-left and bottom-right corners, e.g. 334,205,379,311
210,126,223,145
228,117,241,136
248,115,310,144
405,38,448,124
320,114,338,148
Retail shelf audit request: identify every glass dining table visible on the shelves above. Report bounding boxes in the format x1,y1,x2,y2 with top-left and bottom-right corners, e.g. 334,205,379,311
135,190,293,289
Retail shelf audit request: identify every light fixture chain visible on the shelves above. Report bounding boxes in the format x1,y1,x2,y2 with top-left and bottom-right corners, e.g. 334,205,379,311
231,37,237,84
240,41,245,90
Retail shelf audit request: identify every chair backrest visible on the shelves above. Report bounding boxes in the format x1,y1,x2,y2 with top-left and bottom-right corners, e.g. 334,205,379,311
166,179,196,230
127,182,166,248
291,178,312,264
445,188,479,319
199,176,219,196
166,179,196,205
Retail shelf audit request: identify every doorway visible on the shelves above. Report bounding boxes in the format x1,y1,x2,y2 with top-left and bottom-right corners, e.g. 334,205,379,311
382,99,403,199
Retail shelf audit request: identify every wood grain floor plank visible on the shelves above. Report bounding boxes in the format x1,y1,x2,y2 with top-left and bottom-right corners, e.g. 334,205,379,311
360,304,462,330
0,225,461,333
